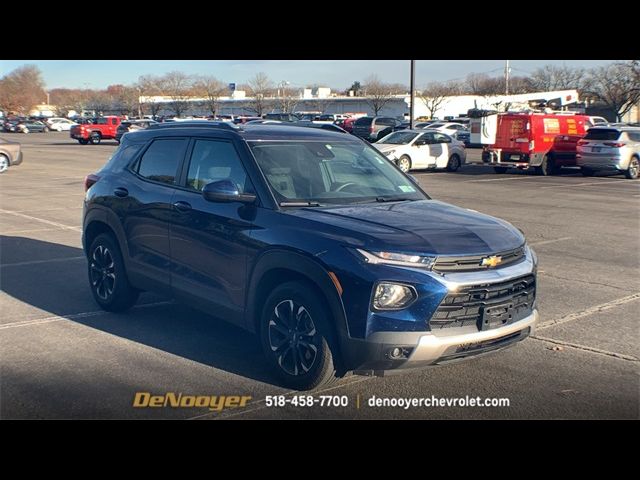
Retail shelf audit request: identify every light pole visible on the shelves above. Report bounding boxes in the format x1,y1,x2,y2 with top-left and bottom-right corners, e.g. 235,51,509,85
410,60,415,129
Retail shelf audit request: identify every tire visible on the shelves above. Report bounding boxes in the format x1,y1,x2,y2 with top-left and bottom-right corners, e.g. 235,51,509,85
78,139,89,145
88,233,139,312
397,155,411,173
0,154,9,174
259,281,340,390
625,156,639,179
22,128,29,134
446,154,461,172
535,154,555,176
581,167,596,177
43,126,49,133
494,166,508,174
89,131,101,144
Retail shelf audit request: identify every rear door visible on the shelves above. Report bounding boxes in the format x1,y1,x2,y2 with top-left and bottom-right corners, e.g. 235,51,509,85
119,137,188,292
168,137,257,326
495,115,529,153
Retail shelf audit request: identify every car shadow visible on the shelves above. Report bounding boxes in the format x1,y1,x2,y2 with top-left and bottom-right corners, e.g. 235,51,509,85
1,235,276,386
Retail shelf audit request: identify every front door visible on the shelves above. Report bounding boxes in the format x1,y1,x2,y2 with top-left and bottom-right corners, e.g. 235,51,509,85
169,138,256,325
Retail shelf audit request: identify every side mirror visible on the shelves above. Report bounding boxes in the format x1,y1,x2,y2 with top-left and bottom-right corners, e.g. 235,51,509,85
202,180,256,204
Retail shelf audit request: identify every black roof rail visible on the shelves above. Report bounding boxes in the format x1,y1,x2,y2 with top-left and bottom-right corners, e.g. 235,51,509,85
149,121,242,131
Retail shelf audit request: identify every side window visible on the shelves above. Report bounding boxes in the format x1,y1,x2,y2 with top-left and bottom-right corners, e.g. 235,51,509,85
628,132,640,142
111,118,117,125
433,133,451,143
136,138,186,185
186,139,250,192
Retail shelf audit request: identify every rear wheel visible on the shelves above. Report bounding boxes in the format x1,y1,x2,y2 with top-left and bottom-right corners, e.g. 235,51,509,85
397,155,411,173
259,281,340,390
581,167,596,177
89,132,101,144
494,166,508,174
535,154,555,176
446,154,461,172
88,233,139,312
625,156,639,179
0,154,9,174
43,126,49,133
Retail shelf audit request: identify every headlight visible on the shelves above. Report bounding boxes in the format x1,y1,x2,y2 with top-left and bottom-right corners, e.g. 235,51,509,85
373,282,416,310
356,249,436,269
383,149,395,156
526,244,538,269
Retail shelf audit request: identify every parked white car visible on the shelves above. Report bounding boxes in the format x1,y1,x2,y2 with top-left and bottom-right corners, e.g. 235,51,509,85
421,122,468,136
375,130,466,173
47,118,78,131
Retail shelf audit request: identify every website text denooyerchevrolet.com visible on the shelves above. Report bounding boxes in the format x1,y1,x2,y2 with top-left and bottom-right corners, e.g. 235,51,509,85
365,395,511,409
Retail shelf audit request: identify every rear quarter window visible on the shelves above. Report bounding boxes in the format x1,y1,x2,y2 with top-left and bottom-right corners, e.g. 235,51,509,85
354,117,373,126
584,129,621,141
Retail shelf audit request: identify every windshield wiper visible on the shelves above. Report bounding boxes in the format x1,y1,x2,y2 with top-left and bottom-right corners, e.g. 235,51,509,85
375,196,413,203
279,201,323,207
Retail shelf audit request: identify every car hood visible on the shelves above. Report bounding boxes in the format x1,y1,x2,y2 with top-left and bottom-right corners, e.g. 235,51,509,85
289,200,524,255
375,143,407,152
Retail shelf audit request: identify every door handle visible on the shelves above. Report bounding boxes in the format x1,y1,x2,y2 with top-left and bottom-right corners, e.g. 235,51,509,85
114,187,129,197
173,201,192,212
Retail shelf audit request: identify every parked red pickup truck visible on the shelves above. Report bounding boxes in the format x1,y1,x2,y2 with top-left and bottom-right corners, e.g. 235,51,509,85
70,116,122,145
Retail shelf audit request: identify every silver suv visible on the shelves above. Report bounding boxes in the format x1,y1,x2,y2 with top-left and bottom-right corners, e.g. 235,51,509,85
576,126,640,179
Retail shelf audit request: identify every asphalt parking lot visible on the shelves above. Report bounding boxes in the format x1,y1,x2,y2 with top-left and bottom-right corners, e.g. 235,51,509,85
1,132,639,419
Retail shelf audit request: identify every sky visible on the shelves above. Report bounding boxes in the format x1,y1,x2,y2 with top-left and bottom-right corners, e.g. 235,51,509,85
1,60,619,90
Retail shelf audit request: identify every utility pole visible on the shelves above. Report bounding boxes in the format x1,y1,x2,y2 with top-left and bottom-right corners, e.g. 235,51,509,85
505,60,510,95
410,60,415,130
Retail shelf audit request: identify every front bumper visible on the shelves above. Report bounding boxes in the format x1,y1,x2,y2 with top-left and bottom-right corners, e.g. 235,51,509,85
343,246,538,374
12,151,23,166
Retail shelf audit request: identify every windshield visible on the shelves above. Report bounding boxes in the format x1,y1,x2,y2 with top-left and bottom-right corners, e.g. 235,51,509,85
426,123,445,128
377,131,419,144
249,140,427,206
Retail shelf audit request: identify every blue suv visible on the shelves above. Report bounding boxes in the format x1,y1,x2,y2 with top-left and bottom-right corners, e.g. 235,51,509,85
83,122,539,390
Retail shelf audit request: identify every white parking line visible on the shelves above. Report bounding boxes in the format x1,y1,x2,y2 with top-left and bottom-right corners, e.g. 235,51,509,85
0,208,81,231
0,301,174,330
529,237,572,247
531,336,638,361
536,293,640,331
541,180,640,189
1,256,85,268
463,176,541,183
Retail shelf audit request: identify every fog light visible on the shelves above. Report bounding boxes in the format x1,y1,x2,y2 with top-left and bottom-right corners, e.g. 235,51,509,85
373,282,416,310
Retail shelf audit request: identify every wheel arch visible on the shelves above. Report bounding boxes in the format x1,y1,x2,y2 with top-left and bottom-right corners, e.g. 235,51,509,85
246,249,350,368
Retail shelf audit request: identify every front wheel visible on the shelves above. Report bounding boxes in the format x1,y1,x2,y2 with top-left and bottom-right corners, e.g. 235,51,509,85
397,155,411,173
78,139,89,145
43,126,49,133
259,281,340,390
88,233,139,312
625,157,639,179
0,154,9,174
446,154,461,172
89,132,101,144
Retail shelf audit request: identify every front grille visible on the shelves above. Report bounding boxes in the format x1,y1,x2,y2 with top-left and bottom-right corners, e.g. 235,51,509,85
433,246,525,273
430,274,535,330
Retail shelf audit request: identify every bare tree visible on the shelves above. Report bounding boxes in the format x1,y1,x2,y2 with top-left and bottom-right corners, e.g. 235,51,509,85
583,62,640,121
529,65,586,91
0,64,46,114
246,72,274,116
463,73,507,96
278,83,298,113
138,75,166,117
193,75,226,117
419,82,455,119
362,75,396,115
162,71,193,117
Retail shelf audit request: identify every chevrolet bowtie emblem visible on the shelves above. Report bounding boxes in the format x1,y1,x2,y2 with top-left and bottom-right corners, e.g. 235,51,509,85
481,255,503,267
